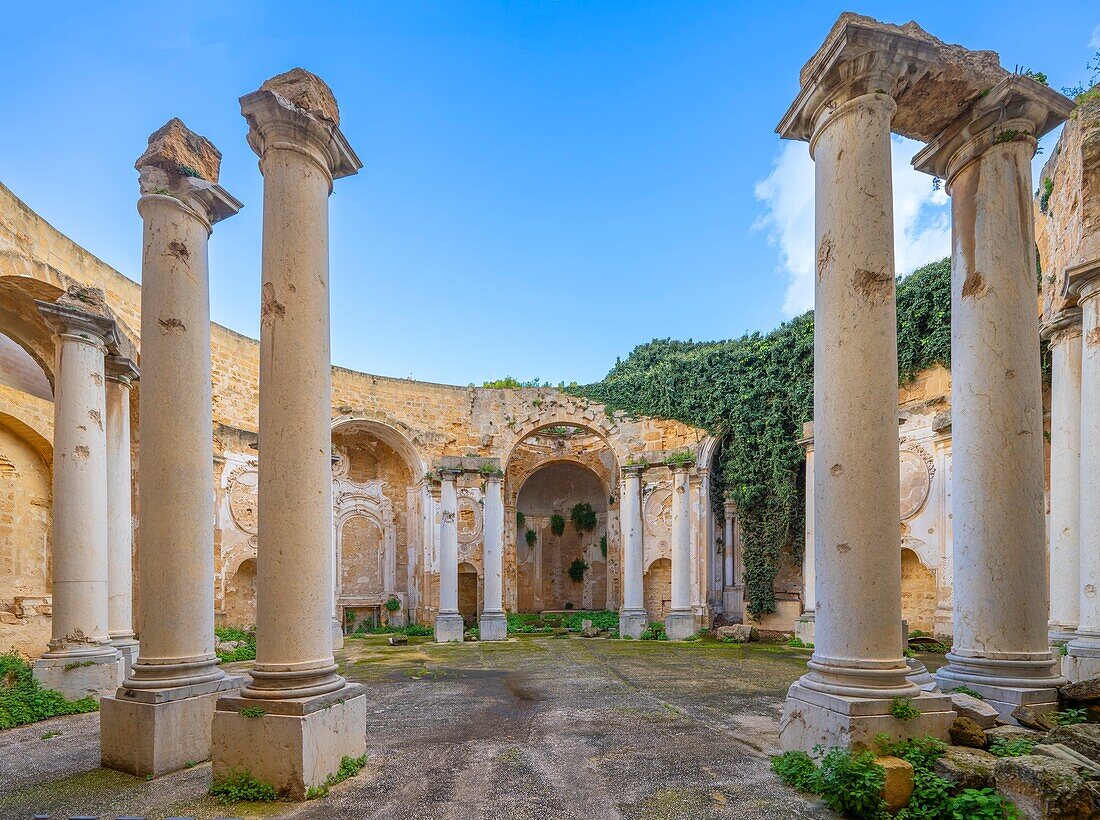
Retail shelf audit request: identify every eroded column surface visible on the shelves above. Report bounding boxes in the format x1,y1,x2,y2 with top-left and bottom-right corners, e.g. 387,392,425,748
795,430,816,645
102,119,243,779
212,70,366,801
666,463,695,640
915,77,1072,717
618,465,647,639
435,468,464,642
31,299,121,699
1067,261,1100,679
1042,311,1083,646
778,70,954,750
723,501,735,589
479,473,507,641
105,355,139,676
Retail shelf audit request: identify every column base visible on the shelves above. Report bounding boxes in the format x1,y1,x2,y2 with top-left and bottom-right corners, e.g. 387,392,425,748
211,684,367,800
905,658,938,692
434,612,464,643
478,612,507,642
1048,623,1078,647
110,638,140,678
32,650,122,699
778,680,955,752
331,617,344,651
101,675,243,777
665,609,695,641
795,611,816,646
935,655,1064,723
1065,637,1100,683
619,609,647,640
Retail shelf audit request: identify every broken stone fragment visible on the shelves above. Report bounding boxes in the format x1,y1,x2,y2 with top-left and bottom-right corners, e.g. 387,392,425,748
1032,742,1100,774
387,634,408,646
260,68,340,125
993,754,1100,818
950,691,999,729
55,285,110,318
1011,704,1058,732
1059,676,1100,705
715,624,756,643
875,755,914,812
985,724,1044,746
933,745,996,791
949,715,987,748
1044,724,1100,765
135,117,221,184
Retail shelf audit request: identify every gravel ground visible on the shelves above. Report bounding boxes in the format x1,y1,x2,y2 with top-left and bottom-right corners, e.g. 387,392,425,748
0,636,837,820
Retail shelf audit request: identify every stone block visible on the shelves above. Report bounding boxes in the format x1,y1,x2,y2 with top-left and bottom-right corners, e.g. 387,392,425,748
1032,743,1100,774
434,612,464,643
715,624,756,643
876,755,914,812
993,754,1100,819
1044,724,1100,764
619,610,647,640
112,641,139,679
1012,705,1058,732
101,680,241,777
32,652,121,700
665,610,695,641
212,686,366,800
478,613,507,642
950,691,999,728
1059,677,1100,705
794,613,815,646
778,681,955,752
985,724,1044,745
949,716,987,748
933,746,996,791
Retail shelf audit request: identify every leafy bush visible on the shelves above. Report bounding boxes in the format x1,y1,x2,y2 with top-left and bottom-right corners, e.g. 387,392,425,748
568,557,588,583
0,652,98,730
384,596,402,613
570,503,598,533
1052,708,1086,726
771,750,818,792
890,697,921,721
898,766,953,820
815,748,887,819
215,626,256,663
876,735,947,771
209,768,278,802
550,514,566,537
989,737,1036,758
640,621,668,641
950,788,1018,819
525,528,538,547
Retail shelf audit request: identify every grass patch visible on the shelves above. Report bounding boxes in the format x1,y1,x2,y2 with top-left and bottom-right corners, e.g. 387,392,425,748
209,768,278,802
306,753,368,799
215,626,256,664
0,652,99,730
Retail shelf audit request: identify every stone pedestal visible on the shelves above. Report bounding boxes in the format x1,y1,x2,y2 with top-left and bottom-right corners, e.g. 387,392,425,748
794,612,816,646
1042,310,1083,647
32,299,122,699
914,78,1071,715
479,472,507,641
102,120,244,777
665,463,695,640
1066,260,1100,680
212,686,367,800
105,355,139,678
436,468,464,642
618,465,647,639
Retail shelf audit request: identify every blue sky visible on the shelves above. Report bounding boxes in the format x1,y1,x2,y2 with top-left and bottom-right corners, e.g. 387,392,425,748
2,2,1097,385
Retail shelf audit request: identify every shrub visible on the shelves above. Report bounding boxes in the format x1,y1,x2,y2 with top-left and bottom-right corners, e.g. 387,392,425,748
570,503,598,533
950,787,1018,819
640,621,668,641
525,528,538,547
0,652,99,730
816,748,887,819
771,750,818,792
568,557,588,583
1052,708,1086,726
209,768,278,802
550,514,566,537
600,535,608,557
384,596,401,613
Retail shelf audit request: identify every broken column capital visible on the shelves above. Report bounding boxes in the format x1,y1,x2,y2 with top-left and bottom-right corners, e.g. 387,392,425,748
1066,258,1100,304
35,298,118,351
913,76,1074,184
104,354,139,386
240,69,361,186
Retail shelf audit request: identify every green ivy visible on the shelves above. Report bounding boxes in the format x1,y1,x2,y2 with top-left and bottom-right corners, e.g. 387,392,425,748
573,259,954,617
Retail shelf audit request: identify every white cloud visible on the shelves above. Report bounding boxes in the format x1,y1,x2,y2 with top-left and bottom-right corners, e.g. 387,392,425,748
1090,23,1100,49
754,136,951,317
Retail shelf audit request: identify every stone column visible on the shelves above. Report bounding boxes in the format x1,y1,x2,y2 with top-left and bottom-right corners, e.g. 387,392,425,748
479,472,507,641
778,74,954,750
1067,260,1100,679
102,120,242,779
1041,310,1083,646
212,70,366,800
435,468,465,642
618,465,647,639
666,463,695,640
31,298,121,699
723,500,735,588
105,354,139,676
795,427,816,645
914,77,1071,718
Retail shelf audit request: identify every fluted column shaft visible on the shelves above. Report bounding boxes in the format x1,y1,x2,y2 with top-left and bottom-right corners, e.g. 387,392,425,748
1043,313,1083,641
105,356,138,664
801,92,914,699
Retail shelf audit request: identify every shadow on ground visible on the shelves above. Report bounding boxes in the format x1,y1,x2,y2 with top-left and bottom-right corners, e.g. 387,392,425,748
0,636,858,819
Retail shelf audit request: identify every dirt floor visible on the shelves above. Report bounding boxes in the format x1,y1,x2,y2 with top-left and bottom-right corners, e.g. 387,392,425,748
0,635,868,820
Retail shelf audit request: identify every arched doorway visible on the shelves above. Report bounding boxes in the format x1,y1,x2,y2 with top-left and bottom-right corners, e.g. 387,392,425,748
901,548,936,634
514,458,609,613
223,558,256,627
458,561,479,626
644,557,672,621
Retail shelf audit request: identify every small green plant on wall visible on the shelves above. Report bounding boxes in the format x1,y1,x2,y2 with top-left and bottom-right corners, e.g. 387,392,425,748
550,514,566,537
525,528,538,547
570,502,597,533
384,596,401,613
516,511,526,529
568,557,588,583
600,535,607,557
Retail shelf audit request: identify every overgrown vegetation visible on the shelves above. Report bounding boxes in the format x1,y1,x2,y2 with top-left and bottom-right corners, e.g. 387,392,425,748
567,557,589,582
573,259,953,618
989,737,1037,758
570,502,598,533
209,768,278,802
305,753,368,800
506,610,619,634
384,596,402,613
0,652,98,730
215,626,256,663
525,528,538,547
346,623,434,638
516,510,526,530
949,684,984,700
640,621,668,641
890,697,921,721
549,514,566,537
773,737,1018,819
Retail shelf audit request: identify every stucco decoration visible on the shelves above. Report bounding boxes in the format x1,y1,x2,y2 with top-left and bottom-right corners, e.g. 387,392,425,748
644,485,673,539
226,462,259,535
899,444,935,520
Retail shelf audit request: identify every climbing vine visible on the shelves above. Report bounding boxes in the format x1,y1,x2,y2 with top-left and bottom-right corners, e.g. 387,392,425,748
573,259,954,618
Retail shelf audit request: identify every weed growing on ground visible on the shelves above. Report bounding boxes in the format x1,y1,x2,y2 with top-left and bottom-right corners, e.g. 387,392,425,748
989,737,1037,758
640,621,668,641
209,768,278,802
949,787,1018,819
1052,708,1087,726
214,626,256,663
0,652,98,730
305,753,368,800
